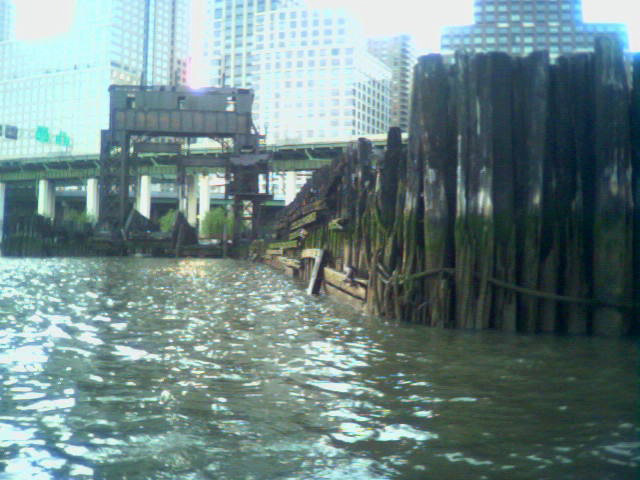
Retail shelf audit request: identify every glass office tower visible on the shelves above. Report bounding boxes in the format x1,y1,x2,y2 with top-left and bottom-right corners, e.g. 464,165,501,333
252,7,391,143
0,0,190,159
441,0,628,58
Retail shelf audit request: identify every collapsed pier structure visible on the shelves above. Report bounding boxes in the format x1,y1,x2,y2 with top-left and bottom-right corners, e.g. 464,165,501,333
263,39,639,337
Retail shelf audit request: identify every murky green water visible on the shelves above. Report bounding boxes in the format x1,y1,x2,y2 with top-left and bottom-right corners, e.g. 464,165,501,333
0,258,637,479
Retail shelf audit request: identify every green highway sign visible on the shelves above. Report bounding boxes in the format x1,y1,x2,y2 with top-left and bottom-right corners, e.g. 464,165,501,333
35,126,50,143
55,131,71,147
35,126,71,146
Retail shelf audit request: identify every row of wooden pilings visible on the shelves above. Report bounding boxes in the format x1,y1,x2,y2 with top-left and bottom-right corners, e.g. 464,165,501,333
268,38,639,336
1,215,95,257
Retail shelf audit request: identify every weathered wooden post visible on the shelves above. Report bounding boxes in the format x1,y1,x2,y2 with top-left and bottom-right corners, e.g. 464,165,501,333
592,38,634,335
402,57,429,323
563,54,595,334
376,128,402,232
455,53,515,330
485,53,517,332
512,52,549,333
537,64,563,333
630,54,640,332
340,144,357,269
411,54,456,327
369,127,403,316
355,138,373,272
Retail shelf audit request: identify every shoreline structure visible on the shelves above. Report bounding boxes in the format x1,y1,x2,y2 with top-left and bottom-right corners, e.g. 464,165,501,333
259,39,639,337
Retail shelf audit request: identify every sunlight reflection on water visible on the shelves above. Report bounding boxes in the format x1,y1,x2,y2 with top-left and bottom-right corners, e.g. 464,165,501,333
0,257,637,479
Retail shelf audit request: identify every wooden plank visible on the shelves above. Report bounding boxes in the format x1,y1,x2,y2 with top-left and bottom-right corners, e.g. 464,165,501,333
323,267,367,300
302,199,327,216
328,217,348,231
306,249,325,295
290,211,318,231
265,248,283,256
287,199,327,224
268,240,298,250
301,248,323,259
280,257,301,269
324,282,366,311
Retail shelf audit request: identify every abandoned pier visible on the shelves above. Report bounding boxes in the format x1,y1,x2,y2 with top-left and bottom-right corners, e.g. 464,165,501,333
262,38,640,337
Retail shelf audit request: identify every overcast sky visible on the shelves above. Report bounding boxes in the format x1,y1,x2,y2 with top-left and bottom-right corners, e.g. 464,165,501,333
307,0,639,52
14,0,639,52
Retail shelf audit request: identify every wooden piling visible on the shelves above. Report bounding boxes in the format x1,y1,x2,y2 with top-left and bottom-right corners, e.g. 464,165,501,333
563,53,595,334
631,54,640,332
411,55,456,327
403,58,428,323
264,44,637,337
592,38,634,335
512,52,548,333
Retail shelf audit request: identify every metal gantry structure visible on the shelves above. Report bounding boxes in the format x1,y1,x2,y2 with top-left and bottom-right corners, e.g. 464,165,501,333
100,85,270,236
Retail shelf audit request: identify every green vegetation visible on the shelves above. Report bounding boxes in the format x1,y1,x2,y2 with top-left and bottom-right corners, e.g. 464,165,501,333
159,209,177,232
200,207,234,237
63,208,94,226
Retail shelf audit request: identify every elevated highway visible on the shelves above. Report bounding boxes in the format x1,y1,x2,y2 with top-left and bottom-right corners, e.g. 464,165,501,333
0,136,394,183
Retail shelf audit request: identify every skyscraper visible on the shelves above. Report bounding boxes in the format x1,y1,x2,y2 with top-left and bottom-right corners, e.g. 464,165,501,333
441,0,628,58
0,0,190,160
203,0,301,88
367,34,416,133
252,7,391,143
0,0,14,42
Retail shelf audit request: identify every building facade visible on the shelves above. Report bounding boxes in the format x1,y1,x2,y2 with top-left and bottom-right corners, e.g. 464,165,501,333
0,0,14,42
251,7,391,143
202,0,301,88
441,0,628,58
0,0,190,160
367,34,415,133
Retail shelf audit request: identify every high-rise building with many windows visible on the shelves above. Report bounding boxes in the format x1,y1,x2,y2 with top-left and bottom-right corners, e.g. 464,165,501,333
0,0,190,160
367,34,416,133
251,7,391,143
0,0,15,42
440,0,628,58
202,0,301,88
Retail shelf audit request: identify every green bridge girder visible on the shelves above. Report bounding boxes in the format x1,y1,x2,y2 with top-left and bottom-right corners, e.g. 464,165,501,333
0,138,392,183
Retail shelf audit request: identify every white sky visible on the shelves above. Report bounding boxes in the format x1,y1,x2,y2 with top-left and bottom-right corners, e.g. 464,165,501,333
13,0,639,52
14,0,76,40
307,0,640,52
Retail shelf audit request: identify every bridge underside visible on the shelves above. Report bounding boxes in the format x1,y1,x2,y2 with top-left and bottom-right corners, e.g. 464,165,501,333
0,143,358,183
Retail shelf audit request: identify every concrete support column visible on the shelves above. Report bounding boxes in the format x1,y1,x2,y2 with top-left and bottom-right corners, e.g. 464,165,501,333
37,179,55,220
198,174,210,223
179,174,197,226
285,171,297,205
136,175,152,219
186,175,198,226
86,178,99,222
0,182,5,249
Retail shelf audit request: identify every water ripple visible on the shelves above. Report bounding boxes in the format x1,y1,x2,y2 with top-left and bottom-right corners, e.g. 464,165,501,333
0,257,636,479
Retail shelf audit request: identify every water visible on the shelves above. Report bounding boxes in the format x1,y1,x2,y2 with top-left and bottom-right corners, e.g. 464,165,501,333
0,258,637,480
